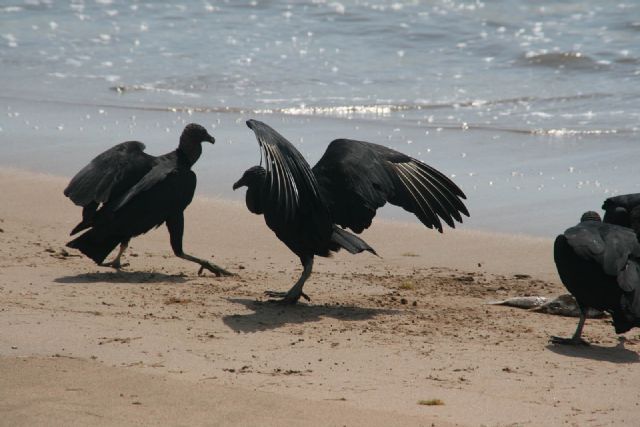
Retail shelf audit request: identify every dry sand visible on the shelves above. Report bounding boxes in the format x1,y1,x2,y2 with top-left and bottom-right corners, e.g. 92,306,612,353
1,168,639,426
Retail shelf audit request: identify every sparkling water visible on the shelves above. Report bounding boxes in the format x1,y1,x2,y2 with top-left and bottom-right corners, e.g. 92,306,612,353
1,0,639,236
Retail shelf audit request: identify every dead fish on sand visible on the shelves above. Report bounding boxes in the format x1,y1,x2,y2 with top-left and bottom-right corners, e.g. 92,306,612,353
487,296,548,309
488,294,607,318
533,294,606,318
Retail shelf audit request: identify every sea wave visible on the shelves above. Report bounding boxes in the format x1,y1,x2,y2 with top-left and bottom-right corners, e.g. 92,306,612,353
109,84,201,98
520,51,610,70
2,94,635,138
531,128,620,136
255,93,615,116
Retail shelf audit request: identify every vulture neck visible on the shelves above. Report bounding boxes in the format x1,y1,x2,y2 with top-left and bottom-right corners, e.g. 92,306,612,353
177,138,202,167
246,179,265,215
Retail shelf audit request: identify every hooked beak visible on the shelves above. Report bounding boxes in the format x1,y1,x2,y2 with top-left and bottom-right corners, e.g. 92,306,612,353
232,178,243,191
206,134,216,144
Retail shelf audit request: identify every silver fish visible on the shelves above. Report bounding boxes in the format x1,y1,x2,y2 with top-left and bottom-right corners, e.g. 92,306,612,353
533,294,606,318
488,294,607,318
487,296,548,309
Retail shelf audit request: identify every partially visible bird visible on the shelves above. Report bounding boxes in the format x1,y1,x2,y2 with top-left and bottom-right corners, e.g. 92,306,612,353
233,119,469,304
602,193,640,236
552,211,640,345
64,123,232,276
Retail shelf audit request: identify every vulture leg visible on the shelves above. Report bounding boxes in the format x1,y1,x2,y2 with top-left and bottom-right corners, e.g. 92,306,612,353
167,213,233,277
551,304,590,346
100,240,130,269
187,253,234,277
265,256,313,304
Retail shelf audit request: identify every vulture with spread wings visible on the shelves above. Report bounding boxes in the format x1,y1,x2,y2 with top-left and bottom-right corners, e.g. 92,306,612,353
64,123,232,277
553,211,640,345
233,119,469,303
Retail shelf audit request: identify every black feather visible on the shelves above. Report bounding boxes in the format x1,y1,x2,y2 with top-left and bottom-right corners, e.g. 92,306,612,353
555,217,640,335
64,124,215,267
313,138,468,234
235,120,468,303
602,192,640,236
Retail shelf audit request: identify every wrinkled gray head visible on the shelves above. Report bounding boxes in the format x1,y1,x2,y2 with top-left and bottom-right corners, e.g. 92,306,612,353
177,123,215,167
580,211,602,222
233,165,266,190
181,123,215,144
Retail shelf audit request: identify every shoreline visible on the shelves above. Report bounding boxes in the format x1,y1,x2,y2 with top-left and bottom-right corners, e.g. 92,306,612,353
0,166,558,283
1,167,639,426
0,164,556,241
4,94,636,238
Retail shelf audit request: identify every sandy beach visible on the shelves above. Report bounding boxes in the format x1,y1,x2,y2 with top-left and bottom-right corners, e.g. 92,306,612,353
1,167,639,426
3,1,640,425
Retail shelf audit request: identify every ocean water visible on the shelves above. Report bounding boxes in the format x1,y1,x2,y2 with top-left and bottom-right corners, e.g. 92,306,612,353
1,0,639,236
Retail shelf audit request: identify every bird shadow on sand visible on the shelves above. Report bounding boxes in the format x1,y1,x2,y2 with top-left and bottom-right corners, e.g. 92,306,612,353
54,270,189,284
222,298,399,333
546,339,639,364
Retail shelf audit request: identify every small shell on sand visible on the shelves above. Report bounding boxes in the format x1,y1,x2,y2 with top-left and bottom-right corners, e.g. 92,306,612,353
488,294,607,318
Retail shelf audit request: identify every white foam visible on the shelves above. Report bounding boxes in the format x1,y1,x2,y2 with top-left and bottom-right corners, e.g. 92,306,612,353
275,104,397,117
2,6,23,13
329,2,345,14
535,128,619,136
2,33,17,48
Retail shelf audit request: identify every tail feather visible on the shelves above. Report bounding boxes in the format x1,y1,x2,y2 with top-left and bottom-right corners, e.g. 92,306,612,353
71,202,100,236
67,228,121,265
331,226,378,256
70,220,91,235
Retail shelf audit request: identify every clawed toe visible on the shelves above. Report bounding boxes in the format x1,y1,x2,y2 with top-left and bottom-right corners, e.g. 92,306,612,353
264,290,310,305
264,290,297,305
100,261,128,270
197,263,234,277
550,335,590,346
264,290,287,299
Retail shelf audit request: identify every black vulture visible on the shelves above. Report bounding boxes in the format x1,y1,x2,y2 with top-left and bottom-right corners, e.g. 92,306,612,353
552,211,640,345
233,119,469,304
64,123,232,277
602,193,640,236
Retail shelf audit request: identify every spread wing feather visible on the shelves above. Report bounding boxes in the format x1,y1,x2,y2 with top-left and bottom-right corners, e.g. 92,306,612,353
246,119,326,228
312,139,469,233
